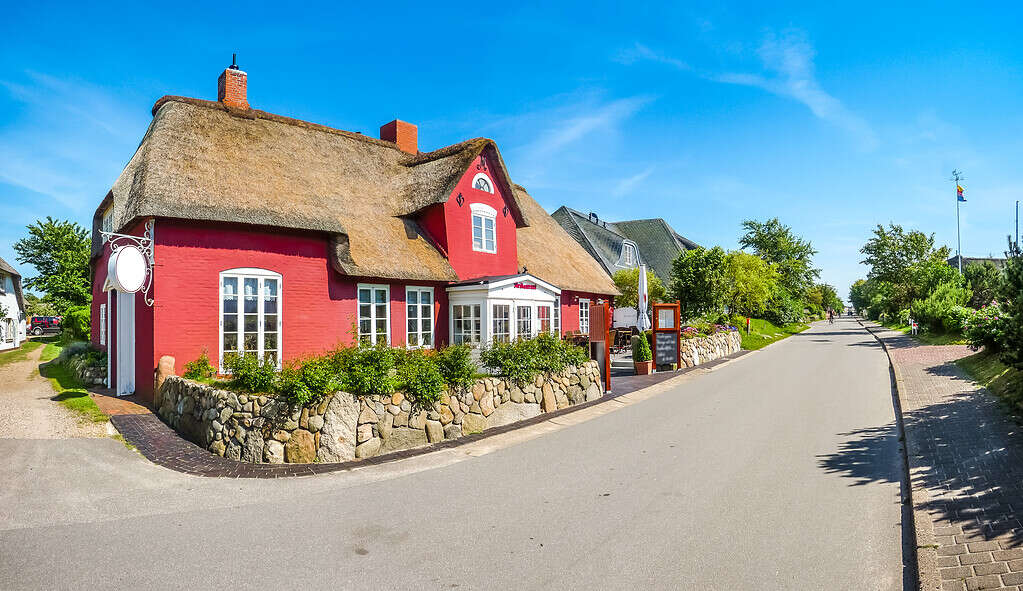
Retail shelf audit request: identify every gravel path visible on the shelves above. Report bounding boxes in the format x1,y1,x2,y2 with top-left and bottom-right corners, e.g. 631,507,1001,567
0,345,107,439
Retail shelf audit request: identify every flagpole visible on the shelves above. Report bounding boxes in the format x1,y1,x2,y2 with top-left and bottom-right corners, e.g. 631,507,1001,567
952,169,963,273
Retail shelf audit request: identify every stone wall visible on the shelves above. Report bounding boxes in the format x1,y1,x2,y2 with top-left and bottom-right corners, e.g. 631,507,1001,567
679,330,742,368
156,360,603,464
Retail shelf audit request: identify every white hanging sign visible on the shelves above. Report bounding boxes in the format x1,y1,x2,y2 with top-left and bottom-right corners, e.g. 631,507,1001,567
107,246,147,292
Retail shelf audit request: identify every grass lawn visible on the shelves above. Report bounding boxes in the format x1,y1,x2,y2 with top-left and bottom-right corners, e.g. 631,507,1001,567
956,349,1023,409
880,321,969,346
0,340,44,366
38,342,109,424
740,318,810,350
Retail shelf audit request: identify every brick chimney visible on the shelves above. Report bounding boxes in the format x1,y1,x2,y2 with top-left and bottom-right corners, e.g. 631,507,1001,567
380,120,418,154
217,55,249,109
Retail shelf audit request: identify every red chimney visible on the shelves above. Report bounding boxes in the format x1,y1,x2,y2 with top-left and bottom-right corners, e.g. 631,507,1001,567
217,55,249,109
380,120,418,154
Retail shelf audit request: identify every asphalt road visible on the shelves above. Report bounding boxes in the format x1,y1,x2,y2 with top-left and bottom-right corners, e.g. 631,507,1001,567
0,317,905,590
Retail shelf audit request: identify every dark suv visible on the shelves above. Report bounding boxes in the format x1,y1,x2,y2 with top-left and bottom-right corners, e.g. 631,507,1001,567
30,316,61,336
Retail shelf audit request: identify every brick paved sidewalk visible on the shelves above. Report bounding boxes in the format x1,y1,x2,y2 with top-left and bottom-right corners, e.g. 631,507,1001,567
866,323,1023,591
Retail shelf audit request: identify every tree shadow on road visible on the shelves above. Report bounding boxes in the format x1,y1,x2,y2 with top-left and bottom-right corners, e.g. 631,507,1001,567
816,424,901,486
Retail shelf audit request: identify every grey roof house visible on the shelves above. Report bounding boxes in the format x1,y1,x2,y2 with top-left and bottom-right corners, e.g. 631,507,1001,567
551,207,699,283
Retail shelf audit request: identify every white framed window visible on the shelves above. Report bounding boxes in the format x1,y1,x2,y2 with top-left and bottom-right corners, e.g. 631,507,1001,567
538,305,552,334
553,297,561,334
406,286,434,348
492,304,510,343
101,206,113,241
470,203,497,254
99,304,107,346
452,304,481,345
621,242,637,266
2,318,12,343
358,284,390,345
471,172,494,193
220,268,282,368
579,299,590,334
516,306,532,338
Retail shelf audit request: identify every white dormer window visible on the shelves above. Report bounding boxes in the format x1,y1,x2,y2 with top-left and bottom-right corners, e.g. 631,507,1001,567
470,203,497,254
472,172,494,194
621,242,637,266
101,206,113,241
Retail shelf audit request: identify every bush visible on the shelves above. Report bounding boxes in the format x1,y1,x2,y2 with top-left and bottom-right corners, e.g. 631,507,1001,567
396,349,445,407
434,344,477,391
340,342,398,397
276,366,313,405
910,282,972,332
481,334,589,384
182,349,216,380
631,334,652,362
300,356,343,398
963,302,1007,352
57,341,106,377
223,353,278,393
897,308,911,327
62,305,91,342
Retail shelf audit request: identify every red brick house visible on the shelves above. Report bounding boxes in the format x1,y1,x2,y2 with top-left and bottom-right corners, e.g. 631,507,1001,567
90,63,618,402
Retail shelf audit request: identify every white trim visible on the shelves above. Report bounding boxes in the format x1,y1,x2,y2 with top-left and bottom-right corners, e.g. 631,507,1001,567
106,291,111,388
404,286,435,348
471,207,497,254
450,302,482,345
219,269,283,369
469,202,497,216
116,290,136,396
579,298,591,334
446,273,561,295
471,173,495,194
357,283,390,345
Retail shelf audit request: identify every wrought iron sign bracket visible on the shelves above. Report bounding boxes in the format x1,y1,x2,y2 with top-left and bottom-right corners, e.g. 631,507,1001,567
99,219,156,306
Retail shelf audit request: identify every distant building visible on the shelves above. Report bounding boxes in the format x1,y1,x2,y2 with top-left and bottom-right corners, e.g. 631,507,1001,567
551,207,699,284
0,257,27,350
947,255,1006,270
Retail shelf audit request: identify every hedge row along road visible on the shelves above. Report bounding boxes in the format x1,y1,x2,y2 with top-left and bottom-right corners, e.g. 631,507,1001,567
0,317,904,590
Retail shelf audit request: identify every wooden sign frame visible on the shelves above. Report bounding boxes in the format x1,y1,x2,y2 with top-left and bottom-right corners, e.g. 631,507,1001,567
652,302,681,369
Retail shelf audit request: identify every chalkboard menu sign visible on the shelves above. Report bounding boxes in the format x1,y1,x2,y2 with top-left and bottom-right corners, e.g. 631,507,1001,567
655,332,678,366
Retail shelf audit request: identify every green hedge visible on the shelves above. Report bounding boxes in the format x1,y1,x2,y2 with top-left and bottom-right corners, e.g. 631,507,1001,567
479,332,589,385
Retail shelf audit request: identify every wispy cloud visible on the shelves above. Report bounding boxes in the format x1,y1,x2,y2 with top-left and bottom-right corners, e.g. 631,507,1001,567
612,166,655,197
0,71,147,211
526,95,653,159
614,43,690,71
713,30,878,150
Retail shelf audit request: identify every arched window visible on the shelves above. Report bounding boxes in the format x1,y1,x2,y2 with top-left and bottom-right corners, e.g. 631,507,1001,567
472,172,494,194
220,268,282,369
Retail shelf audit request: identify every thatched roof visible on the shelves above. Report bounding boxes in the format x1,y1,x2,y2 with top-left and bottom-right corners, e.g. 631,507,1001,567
94,96,615,294
516,189,619,295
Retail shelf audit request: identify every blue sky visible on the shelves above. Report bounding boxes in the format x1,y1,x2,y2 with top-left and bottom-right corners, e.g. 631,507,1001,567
3,2,1023,302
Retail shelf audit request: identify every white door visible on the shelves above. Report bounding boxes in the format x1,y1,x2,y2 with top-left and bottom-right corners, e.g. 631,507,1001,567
116,290,135,396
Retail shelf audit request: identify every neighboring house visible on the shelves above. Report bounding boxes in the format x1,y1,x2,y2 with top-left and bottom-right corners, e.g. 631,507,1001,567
947,255,1006,270
551,207,699,284
0,257,27,351
89,62,618,402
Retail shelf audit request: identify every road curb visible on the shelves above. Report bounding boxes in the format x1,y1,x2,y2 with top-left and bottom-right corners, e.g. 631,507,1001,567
858,319,936,591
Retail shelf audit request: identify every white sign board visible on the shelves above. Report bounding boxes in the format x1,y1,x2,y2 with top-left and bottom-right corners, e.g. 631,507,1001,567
107,246,147,293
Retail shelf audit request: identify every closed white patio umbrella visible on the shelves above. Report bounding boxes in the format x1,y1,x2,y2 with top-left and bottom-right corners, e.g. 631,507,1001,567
637,264,651,331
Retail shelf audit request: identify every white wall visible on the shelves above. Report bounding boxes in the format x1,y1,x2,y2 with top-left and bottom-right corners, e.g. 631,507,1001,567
0,274,23,351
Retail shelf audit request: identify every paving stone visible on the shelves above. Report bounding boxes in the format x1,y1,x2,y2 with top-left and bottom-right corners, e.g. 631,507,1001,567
1004,572,1023,586
965,574,1003,590
974,562,1009,576
961,553,994,566
941,566,975,580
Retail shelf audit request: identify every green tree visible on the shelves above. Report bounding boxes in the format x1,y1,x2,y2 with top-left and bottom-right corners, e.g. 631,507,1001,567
860,223,950,285
13,217,91,315
668,246,727,322
739,218,819,295
611,268,666,310
998,241,1023,372
23,292,57,317
817,283,843,313
848,279,872,313
964,261,1002,308
721,251,778,317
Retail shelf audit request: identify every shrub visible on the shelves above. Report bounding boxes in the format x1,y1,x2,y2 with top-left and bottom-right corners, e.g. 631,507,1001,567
300,356,343,398
396,349,445,407
963,302,1006,352
223,353,278,393
340,342,398,397
480,334,589,384
910,282,973,332
681,326,700,340
62,305,90,342
434,344,477,391
276,366,313,405
631,334,652,362
897,308,911,327
182,349,216,380
57,341,106,377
